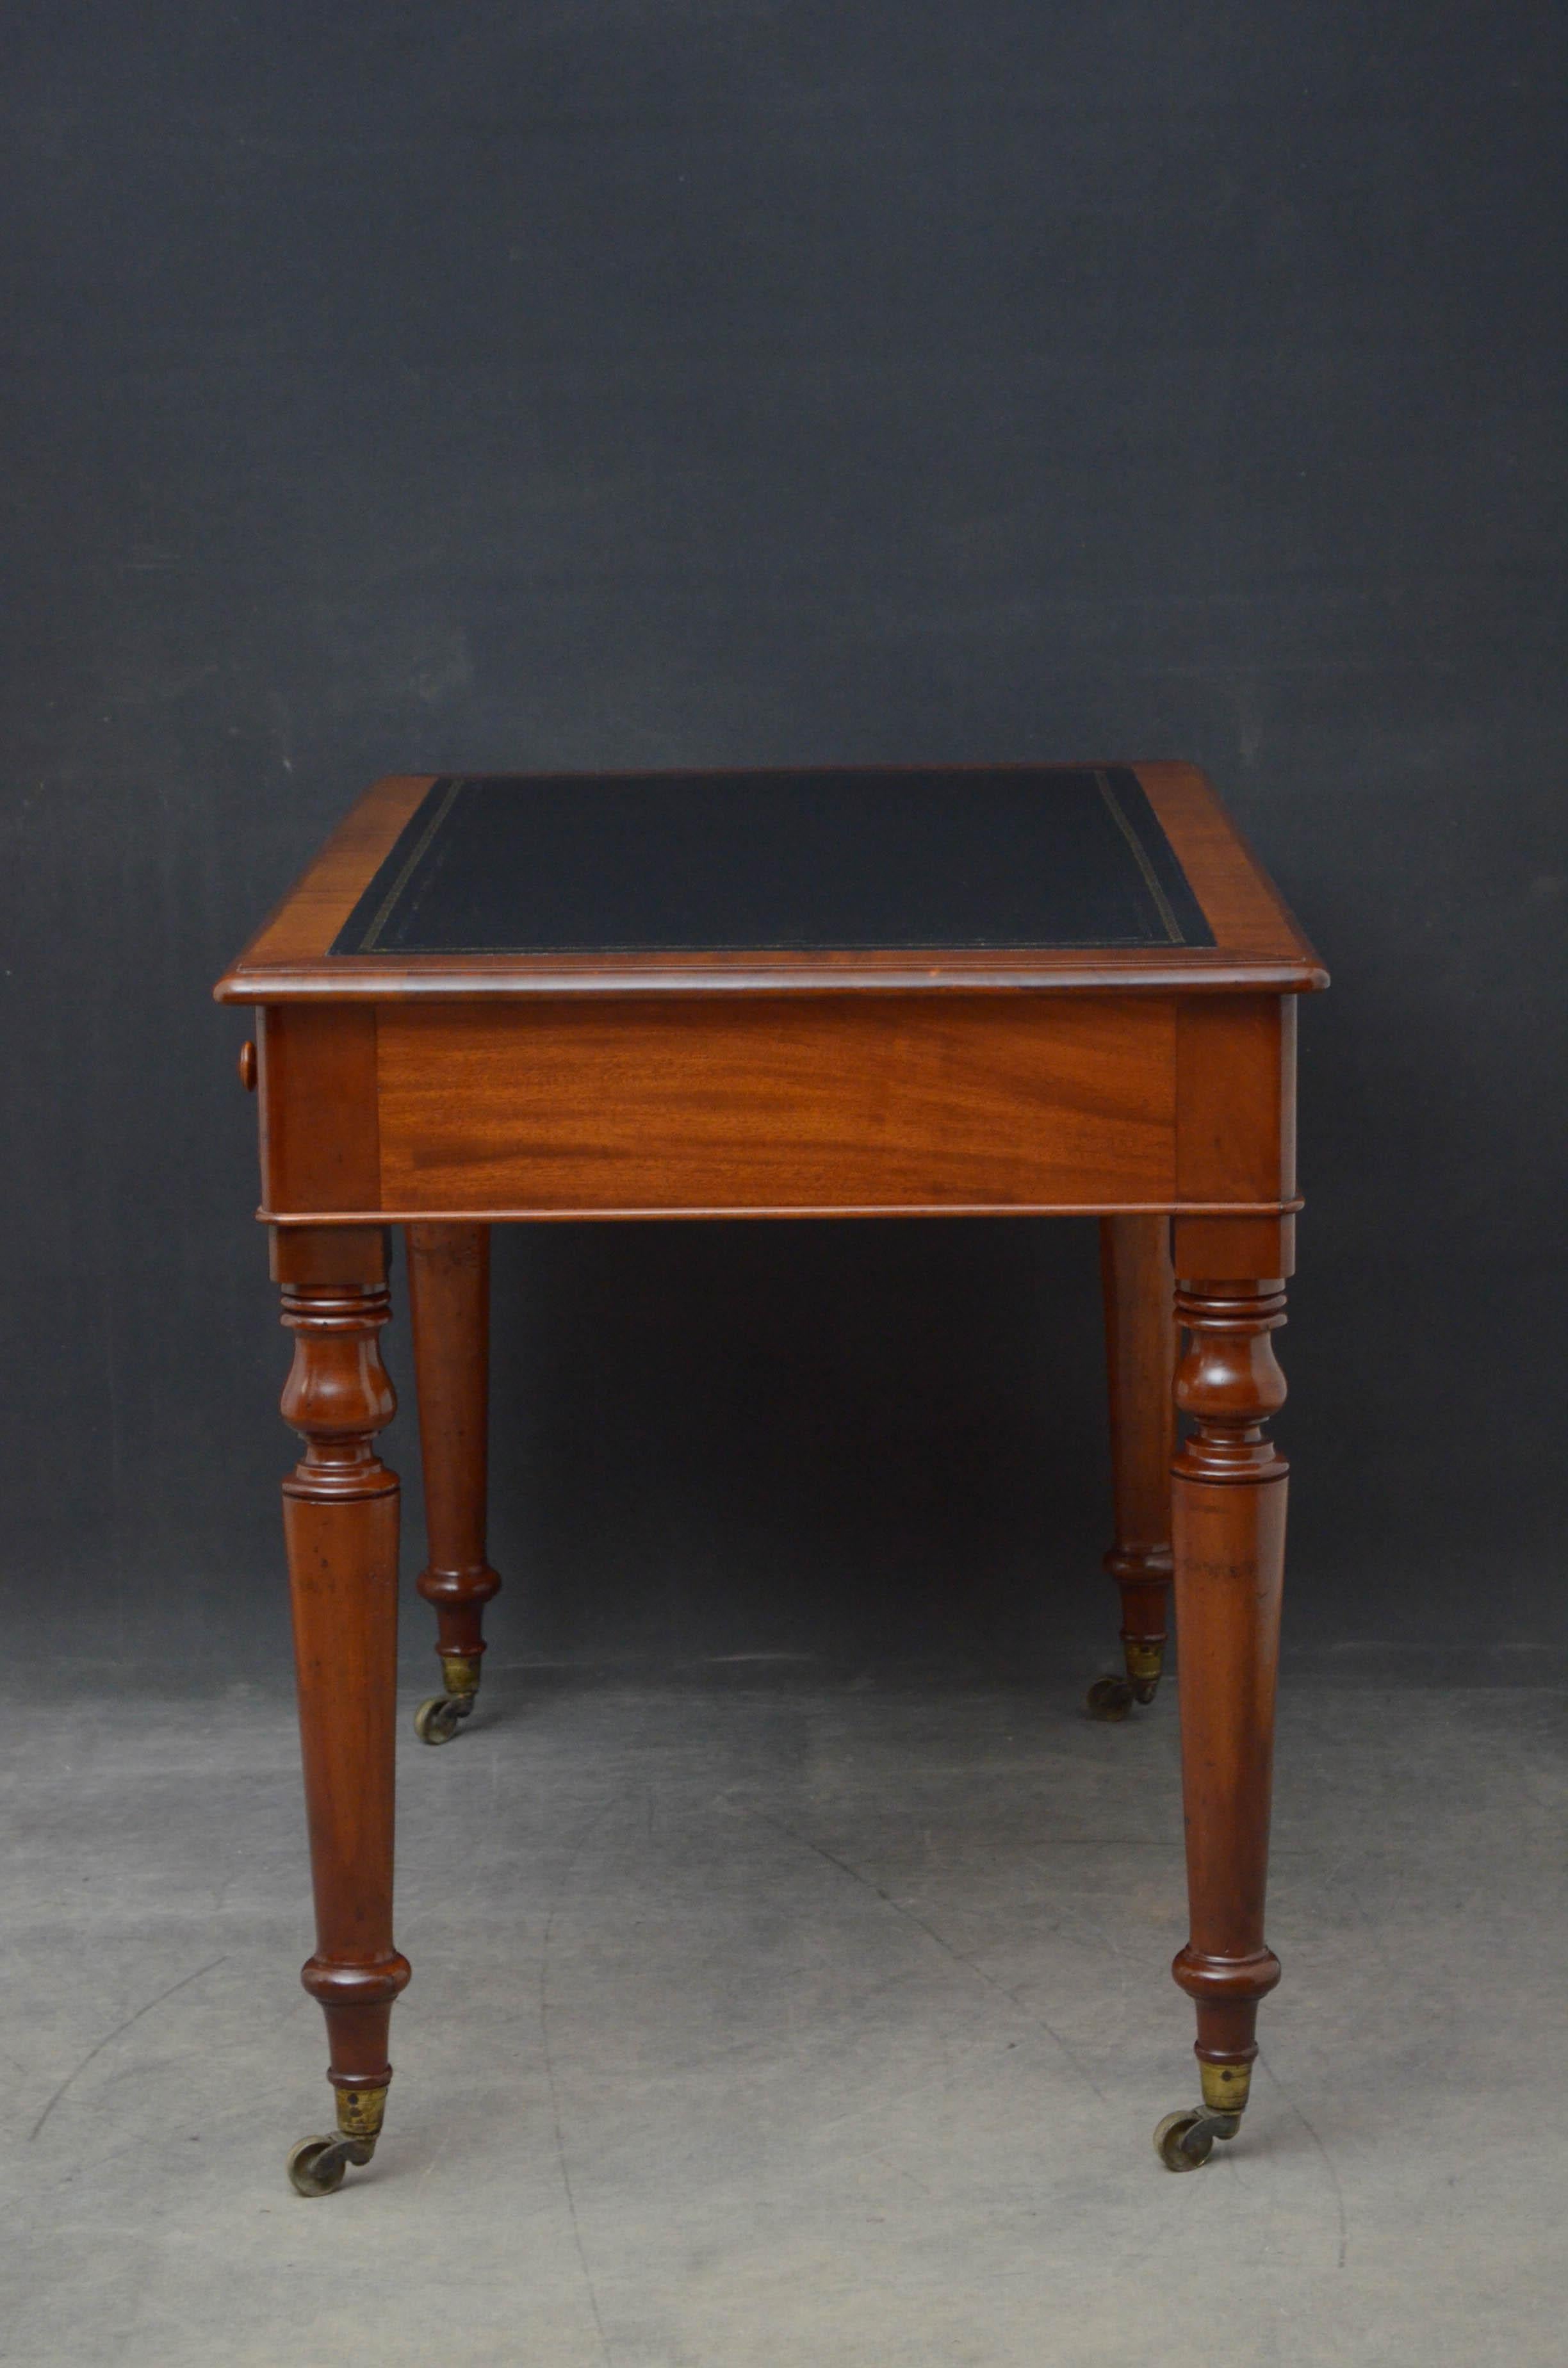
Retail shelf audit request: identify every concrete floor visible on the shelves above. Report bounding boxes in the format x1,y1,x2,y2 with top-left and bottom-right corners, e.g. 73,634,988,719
3,1672,1565,2367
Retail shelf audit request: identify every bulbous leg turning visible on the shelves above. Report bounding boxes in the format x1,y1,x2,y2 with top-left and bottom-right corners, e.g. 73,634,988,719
276,1228,411,2195
1156,1258,1290,2167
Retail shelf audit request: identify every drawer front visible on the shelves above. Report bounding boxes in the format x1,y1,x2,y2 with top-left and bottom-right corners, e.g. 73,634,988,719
372,995,1179,1217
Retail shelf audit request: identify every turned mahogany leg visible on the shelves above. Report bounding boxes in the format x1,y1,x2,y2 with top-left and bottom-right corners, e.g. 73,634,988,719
275,1228,411,2197
1156,1270,1288,2171
405,1223,502,1745
1086,1215,1175,1720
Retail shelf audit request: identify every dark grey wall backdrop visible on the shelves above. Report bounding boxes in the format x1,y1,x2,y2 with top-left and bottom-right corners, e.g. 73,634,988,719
3,4,1564,1681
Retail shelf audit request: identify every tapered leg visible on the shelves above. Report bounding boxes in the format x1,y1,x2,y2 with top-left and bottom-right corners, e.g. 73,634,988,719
1156,1269,1288,2171
1087,1215,1176,1720
405,1223,502,1745
275,1227,411,2197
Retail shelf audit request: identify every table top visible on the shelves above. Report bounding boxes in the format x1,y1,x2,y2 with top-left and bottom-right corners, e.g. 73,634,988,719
216,762,1325,1002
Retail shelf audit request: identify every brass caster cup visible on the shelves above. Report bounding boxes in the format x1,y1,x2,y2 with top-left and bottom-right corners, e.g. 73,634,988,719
415,1656,481,1745
1086,1643,1163,1721
1154,2106,1243,2173
288,2085,388,2196
414,1654,481,1745
1125,1645,1164,1706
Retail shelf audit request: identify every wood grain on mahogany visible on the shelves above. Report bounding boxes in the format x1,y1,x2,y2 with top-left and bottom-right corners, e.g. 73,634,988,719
1098,1215,1175,1683
252,991,1298,1227
1168,1253,1289,2087
1175,996,1297,1208
375,994,1178,1217
276,1224,410,2096
214,763,1326,1003
405,1224,501,1674
259,1005,380,1215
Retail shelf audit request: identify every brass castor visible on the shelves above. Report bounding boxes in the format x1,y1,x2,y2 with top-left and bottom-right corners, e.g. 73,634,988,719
1126,1654,1163,1707
414,1692,473,1745
414,1652,481,1745
1154,2063,1251,2171
1085,1642,1164,1720
287,2084,388,2197
1154,2105,1242,2171
287,2133,372,2196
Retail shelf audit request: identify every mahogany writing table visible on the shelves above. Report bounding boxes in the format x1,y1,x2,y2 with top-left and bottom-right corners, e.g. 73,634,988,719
215,762,1327,2194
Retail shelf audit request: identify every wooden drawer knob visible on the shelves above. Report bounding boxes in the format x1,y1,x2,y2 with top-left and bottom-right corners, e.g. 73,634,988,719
238,1040,257,1092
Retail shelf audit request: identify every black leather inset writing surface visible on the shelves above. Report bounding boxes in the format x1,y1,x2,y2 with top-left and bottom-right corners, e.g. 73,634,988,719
331,768,1213,957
